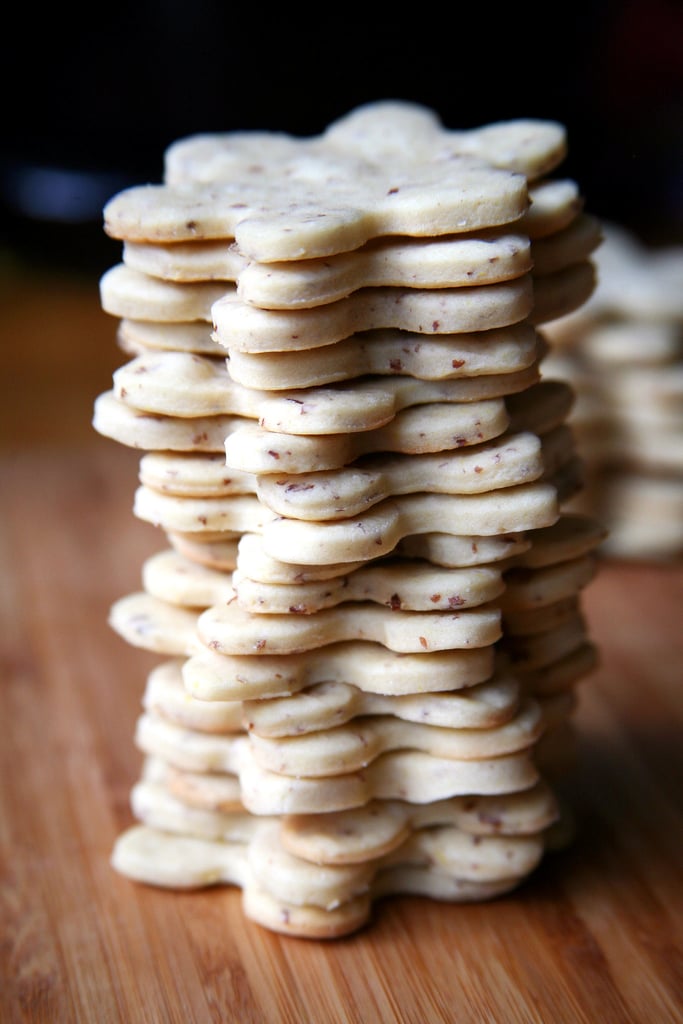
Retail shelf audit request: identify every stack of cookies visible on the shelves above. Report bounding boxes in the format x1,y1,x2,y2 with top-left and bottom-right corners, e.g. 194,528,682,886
94,101,604,938
543,223,683,560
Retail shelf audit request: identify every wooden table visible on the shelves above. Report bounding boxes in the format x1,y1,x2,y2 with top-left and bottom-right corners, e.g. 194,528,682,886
2,267,682,1023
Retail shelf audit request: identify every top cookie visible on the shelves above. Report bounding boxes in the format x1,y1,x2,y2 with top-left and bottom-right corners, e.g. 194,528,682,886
166,101,567,186
104,102,567,263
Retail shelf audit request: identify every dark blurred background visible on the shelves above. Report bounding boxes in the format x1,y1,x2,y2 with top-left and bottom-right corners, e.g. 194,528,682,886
1,0,682,279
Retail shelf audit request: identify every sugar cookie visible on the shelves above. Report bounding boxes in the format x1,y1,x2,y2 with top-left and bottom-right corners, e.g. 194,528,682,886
522,179,583,240
236,231,531,310
246,700,544,778
225,327,544,391
109,591,199,656
133,487,266,535
124,228,533,306
196,599,502,656
211,277,535,353
231,530,531,591
167,531,240,571
282,779,559,862
231,559,505,616
222,397,512,475
142,549,235,608
105,159,530,261
139,452,255,498
114,346,542,435
93,390,242,452
118,319,222,357
143,660,242,733
100,263,229,322
252,428,565,522
255,482,559,565
243,671,521,738
183,640,496,702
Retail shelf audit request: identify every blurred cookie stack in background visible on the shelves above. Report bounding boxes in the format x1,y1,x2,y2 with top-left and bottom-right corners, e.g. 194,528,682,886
92,101,605,937
543,223,683,561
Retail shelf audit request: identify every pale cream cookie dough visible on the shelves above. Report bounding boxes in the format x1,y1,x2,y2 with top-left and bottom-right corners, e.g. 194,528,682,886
124,227,532,300
224,329,544,391
95,100,604,937
111,785,555,938
113,340,543,432
107,103,569,265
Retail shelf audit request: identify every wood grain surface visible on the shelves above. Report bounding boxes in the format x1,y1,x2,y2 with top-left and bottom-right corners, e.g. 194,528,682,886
1,268,682,1023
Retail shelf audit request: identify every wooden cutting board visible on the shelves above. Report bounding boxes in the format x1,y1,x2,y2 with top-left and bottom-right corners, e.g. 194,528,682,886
1,270,682,1023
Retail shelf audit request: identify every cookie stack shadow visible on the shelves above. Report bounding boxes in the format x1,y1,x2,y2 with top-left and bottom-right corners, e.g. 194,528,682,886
93,101,605,938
